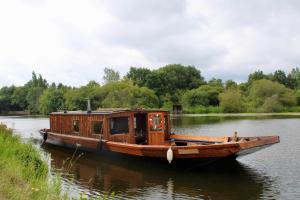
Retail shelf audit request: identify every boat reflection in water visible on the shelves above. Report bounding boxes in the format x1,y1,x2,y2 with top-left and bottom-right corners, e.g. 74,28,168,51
43,143,278,200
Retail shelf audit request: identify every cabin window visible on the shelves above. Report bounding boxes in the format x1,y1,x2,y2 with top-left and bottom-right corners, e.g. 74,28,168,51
73,120,80,132
110,117,129,134
92,121,103,134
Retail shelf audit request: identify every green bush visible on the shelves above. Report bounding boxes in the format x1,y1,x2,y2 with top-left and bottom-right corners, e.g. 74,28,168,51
219,89,244,113
249,79,297,112
182,89,209,107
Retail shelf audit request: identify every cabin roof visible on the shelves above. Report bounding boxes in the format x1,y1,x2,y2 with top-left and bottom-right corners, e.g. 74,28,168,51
50,108,168,115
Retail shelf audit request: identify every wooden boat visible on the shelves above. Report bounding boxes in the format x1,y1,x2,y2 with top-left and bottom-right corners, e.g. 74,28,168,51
40,108,279,167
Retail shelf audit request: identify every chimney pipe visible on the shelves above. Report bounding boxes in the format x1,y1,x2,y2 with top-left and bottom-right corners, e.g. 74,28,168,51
87,98,91,113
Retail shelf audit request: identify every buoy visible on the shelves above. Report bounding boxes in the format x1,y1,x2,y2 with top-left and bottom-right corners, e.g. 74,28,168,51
167,147,173,163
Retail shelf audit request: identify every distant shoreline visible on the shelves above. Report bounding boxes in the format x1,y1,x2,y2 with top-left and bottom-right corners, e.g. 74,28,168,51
175,112,300,117
2,112,300,118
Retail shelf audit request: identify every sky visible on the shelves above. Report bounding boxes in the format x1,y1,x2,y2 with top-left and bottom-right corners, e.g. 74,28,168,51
0,0,300,87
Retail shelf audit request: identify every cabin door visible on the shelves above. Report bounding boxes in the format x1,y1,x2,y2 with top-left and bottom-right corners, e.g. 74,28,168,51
147,113,165,145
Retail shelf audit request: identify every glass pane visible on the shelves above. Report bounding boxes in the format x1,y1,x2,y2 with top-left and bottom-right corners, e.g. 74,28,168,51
73,120,79,132
110,117,129,134
93,121,103,134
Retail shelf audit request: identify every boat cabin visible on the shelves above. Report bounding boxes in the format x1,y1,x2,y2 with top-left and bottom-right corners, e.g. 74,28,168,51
49,109,170,145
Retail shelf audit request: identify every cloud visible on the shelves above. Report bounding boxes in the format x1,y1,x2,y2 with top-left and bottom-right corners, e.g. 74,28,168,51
0,0,300,87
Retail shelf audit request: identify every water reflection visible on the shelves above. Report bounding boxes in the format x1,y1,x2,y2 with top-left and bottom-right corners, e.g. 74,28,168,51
43,144,277,200
172,114,300,128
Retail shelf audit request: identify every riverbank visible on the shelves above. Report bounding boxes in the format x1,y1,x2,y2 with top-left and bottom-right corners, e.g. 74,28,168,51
0,123,62,200
178,112,300,117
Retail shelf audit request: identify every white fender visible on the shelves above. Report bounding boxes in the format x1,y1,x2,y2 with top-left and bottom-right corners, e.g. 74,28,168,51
167,147,173,164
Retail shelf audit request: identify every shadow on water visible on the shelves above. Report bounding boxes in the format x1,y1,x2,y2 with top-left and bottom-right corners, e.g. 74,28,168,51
42,143,276,200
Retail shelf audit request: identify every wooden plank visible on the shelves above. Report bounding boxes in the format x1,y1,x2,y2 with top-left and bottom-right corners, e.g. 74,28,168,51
178,149,199,154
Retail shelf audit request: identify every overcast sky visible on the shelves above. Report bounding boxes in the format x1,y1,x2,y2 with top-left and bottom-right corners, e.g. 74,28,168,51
0,0,300,87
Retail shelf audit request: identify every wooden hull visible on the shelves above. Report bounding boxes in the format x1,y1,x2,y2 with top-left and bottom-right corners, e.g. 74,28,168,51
40,130,279,166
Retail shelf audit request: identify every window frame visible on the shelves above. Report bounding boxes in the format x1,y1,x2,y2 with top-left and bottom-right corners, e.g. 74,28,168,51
110,116,130,135
72,120,80,133
92,121,103,135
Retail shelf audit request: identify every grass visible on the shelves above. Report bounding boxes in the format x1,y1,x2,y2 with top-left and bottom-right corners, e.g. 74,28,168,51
0,123,63,200
183,106,224,114
0,123,115,200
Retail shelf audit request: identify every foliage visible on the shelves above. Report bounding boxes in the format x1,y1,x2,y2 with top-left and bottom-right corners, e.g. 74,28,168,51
2,66,300,114
0,86,16,113
288,67,300,89
225,80,237,90
197,85,224,106
219,89,244,113
100,80,159,108
64,82,103,111
12,86,28,110
39,87,65,114
126,67,152,87
0,123,62,199
248,70,268,84
103,68,120,84
248,79,296,112
25,72,48,114
295,90,300,106
128,64,206,105
271,70,289,87
208,78,223,87
182,89,209,107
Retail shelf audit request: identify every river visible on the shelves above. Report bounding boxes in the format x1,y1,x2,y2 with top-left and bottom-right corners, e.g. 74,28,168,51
0,115,299,200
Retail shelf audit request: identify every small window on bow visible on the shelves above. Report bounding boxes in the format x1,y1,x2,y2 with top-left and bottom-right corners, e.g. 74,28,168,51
73,120,80,132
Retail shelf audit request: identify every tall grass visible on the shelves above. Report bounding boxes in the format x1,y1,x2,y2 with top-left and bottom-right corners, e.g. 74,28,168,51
0,123,114,200
0,123,63,200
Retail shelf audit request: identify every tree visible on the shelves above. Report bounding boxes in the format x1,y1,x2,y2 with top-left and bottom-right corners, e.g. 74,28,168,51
225,80,237,90
182,89,209,107
101,80,159,108
196,85,224,106
271,70,288,87
260,95,283,113
219,89,244,113
126,67,152,87
145,64,205,105
26,87,44,113
39,88,65,114
287,68,300,89
248,70,268,84
248,79,296,112
208,78,223,87
64,83,103,111
103,68,120,83
11,86,28,110
295,90,300,106
25,72,48,113
0,86,15,113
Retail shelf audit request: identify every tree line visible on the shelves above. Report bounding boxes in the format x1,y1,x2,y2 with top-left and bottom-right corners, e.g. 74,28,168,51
1,64,300,114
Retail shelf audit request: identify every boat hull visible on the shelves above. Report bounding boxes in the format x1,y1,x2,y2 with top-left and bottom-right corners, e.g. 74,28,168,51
40,130,279,167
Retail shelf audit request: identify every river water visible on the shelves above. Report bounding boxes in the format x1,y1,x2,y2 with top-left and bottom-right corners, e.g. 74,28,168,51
0,115,300,200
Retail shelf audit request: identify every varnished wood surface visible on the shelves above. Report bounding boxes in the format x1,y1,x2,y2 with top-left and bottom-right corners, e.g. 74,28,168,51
43,109,280,163
44,131,279,159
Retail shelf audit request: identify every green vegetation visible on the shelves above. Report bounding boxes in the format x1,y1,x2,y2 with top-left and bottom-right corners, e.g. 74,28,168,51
0,124,115,200
0,123,62,199
1,64,300,114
